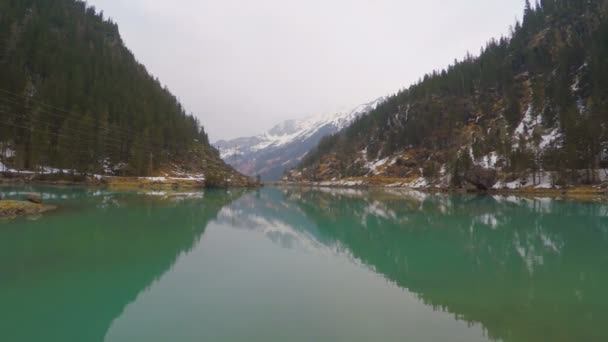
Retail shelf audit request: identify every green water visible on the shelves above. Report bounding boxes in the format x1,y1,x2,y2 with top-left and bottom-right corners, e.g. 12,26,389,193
1,186,607,342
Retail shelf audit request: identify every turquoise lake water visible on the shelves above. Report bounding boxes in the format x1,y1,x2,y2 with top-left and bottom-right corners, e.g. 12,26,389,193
1,186,607,341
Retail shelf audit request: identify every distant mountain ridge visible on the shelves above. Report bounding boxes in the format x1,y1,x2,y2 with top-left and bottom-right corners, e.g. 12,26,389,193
216,97,386,181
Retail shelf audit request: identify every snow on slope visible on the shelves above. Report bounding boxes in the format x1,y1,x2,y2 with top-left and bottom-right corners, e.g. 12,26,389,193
215,97,386,180
249,97,386,152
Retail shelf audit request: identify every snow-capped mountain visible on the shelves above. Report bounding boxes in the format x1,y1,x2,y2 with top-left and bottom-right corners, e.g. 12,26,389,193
215,97,386,181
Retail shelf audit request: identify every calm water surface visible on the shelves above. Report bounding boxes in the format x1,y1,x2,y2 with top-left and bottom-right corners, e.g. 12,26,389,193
1,186,607,342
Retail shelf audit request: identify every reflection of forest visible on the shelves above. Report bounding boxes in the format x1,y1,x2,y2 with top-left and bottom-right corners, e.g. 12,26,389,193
0,189,248,342
224,188,608,342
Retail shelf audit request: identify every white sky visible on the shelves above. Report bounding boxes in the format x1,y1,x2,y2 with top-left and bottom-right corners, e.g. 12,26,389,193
89,0,525,141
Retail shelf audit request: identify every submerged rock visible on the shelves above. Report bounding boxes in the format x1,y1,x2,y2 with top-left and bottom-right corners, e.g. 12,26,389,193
0,200,56,220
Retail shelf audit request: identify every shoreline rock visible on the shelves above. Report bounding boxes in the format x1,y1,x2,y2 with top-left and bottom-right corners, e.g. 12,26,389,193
0,200,57,220
26,193,43,204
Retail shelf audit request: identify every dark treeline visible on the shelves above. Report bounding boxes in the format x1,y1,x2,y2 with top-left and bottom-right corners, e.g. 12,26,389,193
0,0,216,176
299,0,608,185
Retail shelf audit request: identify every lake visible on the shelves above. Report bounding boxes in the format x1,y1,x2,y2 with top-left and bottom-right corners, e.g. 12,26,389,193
1,186,607,342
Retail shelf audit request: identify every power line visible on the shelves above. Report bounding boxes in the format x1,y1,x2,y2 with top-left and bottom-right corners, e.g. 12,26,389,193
0,87,208,140
0,99,151,154
0,92,198,153
0,93,139,139
0,135,122,173
0,112,156,157
0,119,126,155
0,115,221,175
0,104,134,149
0,110,170,165
0,123,148,175
0,88,138,137
0,95,194,154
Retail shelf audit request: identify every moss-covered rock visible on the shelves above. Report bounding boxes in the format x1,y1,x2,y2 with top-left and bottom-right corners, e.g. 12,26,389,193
0,200,57,220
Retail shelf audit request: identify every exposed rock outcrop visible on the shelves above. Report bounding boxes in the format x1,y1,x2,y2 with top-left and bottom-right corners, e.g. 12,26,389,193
465,167,498,191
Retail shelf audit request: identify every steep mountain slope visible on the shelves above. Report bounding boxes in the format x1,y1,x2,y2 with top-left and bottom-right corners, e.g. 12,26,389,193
216,97,385,181
0,0,248,185
291,0,608,190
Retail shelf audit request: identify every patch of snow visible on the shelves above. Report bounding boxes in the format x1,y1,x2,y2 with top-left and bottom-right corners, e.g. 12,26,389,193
514,105,537,136
101,159,113,174
142,191,168,197
140,177,167,182
407,177,429,189
599,169,608,182
0,163,75,175
296,152,308,161
220,149,244,159
571,75,581,92
252,97,386,151
172,177,206,181
494,172,560,190
539,128,562,150
492,181,504,190
40,166,74,174
1,148,15,158
474,152,499,169
342,180,365,187
571,63,588,115
0,161,16,172
216,97,386,162
367,157,390,175
511,103,564,153
575,98,586,115
493,179,524,190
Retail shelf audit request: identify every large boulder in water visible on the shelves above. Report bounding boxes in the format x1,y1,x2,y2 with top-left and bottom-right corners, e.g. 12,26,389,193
465,167,498,191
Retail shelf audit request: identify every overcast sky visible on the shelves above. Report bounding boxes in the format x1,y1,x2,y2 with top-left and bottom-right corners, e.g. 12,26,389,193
89,0,525,141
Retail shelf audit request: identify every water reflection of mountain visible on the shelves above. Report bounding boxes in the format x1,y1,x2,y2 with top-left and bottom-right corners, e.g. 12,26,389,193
222,188,608,342
0,189,248,342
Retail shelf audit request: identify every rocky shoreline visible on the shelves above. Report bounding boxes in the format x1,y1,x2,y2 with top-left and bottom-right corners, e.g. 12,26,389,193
0,172,261,189
0,200,57,220
273,180,608,200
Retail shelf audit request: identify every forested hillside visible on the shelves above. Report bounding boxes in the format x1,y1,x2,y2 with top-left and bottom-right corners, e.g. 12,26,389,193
292,0,608,189
0,0,244,183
